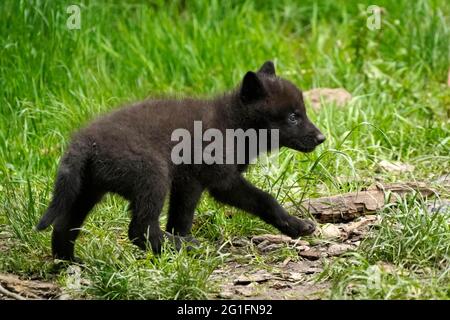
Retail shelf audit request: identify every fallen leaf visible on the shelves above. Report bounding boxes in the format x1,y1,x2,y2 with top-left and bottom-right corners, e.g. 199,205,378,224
342,215,378,238
327,243,354,256
281,257,291,267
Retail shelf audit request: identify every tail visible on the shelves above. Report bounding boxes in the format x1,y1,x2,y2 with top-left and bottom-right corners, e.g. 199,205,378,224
36,147,88,231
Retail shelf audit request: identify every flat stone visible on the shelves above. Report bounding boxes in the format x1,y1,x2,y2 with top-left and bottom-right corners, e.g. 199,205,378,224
299,249,322,261
328,243,354,256
233,270,272,285
321,224,342,239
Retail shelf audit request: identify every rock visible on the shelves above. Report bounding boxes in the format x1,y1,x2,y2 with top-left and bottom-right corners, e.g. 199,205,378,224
230,239,249,247
234,284,256,297
252,234,309,252
234,270,272,285
217,290,234,299
270,281,292,290
299,249,322,261
281,260,323,275
328,244,354,256
256,240,270,249
378,160,414,173
259,243,284,253
303,88,352,111
304,267,323,275
291,239,310,247
57,293,72,300
321,224,342,239
234,276,253,285
252,234,292,244
287,272,304,281
296,245,310,252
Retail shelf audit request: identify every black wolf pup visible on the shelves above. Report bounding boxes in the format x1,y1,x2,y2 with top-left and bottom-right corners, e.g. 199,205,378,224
36,61,326,261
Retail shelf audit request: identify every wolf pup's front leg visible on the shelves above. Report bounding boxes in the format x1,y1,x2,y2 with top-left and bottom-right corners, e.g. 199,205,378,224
208,176,315,237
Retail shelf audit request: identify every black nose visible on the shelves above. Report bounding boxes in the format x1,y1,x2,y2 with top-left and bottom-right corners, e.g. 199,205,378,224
315,134,326,144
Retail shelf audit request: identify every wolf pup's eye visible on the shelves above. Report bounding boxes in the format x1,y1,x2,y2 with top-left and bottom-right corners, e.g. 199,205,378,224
287,113,298,125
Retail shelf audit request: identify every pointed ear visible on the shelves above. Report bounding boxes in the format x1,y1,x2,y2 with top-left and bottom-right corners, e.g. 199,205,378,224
240,71,266,103
257,61,276,76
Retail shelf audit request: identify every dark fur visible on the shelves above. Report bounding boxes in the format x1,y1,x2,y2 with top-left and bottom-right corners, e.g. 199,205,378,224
36,61,325,260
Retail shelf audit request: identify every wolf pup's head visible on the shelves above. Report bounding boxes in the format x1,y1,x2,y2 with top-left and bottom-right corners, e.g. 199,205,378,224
239,61,325,153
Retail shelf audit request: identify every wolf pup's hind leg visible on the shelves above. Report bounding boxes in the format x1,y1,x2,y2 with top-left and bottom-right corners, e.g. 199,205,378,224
51,189,104,260
36,150,87,231
36,142,102,260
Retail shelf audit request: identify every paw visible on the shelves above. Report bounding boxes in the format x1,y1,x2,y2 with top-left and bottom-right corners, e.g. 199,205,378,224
282,217,316,238
52,251,79,263
51,256,83,273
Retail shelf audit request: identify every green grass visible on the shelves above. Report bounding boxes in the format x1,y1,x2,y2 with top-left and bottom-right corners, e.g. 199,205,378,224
1,0,449,299
320,196,450,299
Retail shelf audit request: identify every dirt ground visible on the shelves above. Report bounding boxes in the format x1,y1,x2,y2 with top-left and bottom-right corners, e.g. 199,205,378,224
208,216,378,299
0,215,378,300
